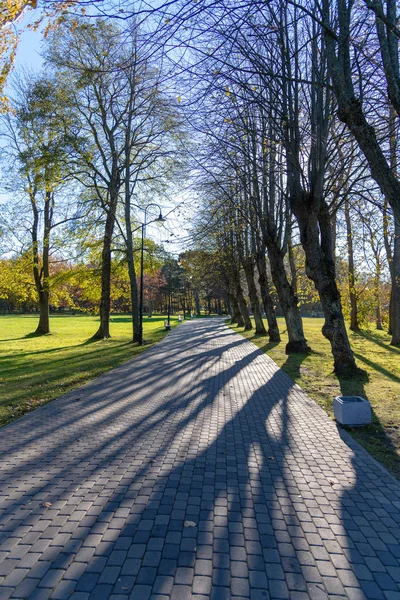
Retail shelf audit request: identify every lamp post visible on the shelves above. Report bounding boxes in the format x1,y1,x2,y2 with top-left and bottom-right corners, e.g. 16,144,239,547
139,204,166,346
167,266,171,327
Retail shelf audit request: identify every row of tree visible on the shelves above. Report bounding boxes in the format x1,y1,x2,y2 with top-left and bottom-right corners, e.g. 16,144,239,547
0,0,399,377
169,0,399,376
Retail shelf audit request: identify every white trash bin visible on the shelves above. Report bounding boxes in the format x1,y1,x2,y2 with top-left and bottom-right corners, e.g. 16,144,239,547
334,396,372,426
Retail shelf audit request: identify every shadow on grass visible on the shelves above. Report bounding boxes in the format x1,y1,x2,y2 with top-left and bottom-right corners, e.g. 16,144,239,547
109,315,169,324
336,367,400,477
355,329,400,355
353,351,400,384
280,350,309,382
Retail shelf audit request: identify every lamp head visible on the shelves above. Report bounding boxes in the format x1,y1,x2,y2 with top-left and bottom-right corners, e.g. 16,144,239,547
155,212,166,226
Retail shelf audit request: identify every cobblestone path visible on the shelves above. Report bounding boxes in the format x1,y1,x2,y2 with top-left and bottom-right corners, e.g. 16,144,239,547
1,319,400,600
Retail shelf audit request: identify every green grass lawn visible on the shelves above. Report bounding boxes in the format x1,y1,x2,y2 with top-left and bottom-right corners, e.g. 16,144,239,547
0,313,179,428
233,317,400,479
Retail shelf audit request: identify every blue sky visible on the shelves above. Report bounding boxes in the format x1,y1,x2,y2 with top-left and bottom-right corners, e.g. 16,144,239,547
15,24,44,72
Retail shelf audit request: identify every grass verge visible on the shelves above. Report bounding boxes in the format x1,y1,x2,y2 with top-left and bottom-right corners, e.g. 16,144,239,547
0,313,180,428
232,317,400,479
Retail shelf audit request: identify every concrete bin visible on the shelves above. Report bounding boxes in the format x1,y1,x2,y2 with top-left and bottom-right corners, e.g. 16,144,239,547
334,396,372,426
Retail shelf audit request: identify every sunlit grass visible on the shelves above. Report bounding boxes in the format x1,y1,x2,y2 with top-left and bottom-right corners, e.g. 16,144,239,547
234,317,400,479
0,313,179,427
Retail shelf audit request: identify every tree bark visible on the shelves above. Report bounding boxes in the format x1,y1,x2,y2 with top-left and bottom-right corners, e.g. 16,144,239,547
36,290,50,335
391,207,400,344
123,82,140,343
235,279,252,330
31,189,51,335
344,196,359,331
195,289,200,316
92,180,119,339
242,259,266,334
93,209,115,339
292,193,359,375
266,240,309,353
229,291,244,326
127,253,140,341
255,250,280,342
288,234,298,297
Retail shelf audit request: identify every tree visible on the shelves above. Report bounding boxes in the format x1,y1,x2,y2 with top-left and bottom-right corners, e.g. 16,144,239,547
46,17,184,340
1,74,78,333
321,0,400,346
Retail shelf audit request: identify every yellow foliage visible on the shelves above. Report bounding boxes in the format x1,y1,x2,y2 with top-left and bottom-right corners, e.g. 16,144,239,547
0,0,78,101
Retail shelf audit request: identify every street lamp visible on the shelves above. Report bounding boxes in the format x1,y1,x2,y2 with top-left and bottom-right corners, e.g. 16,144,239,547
139,204,166,346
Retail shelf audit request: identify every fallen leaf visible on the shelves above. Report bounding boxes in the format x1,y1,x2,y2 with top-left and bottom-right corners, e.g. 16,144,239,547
41,501,52,508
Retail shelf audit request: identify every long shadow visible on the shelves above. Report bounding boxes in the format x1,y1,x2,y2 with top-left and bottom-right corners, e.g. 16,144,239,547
353,352,400,384
280,351,310,383
110,316,169,324
356,329,400,355
334,357,400,598
337,368,369,399
0,326,249,465
337,361,400,478
259,341,281,354
0,338,113,361
1,319,400,599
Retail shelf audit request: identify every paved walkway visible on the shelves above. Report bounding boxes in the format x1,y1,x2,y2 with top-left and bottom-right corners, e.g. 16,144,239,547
1,319,400,600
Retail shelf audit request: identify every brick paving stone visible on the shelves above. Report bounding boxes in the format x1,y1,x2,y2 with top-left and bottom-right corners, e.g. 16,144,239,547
1,319,400,600
51,579,77,600
129,584,151,599
10,576,40,598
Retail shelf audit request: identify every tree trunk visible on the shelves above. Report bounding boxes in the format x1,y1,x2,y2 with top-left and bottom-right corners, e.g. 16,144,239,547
225,293,232,317
266,241,309,353
195,289,200,316
288,234,298,296
229,291,244,326
383,201,394,335
344,196,359,331
31,190,51,335
128,257,140,341
92,187,118,339
124,204,139,342
36,290,50,335
235,280,252,330
123,97,140,343
391,207,400,345
376,287,383,331
255,250,280,342
331,206,337,264
292,193,359,375
242,260,266,334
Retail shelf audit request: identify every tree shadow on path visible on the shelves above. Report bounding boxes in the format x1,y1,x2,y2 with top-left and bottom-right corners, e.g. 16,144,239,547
0,319,400,599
